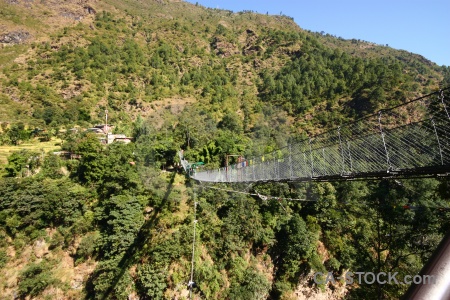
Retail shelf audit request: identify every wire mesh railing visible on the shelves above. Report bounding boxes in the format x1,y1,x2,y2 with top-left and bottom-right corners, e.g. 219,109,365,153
189,88,450,183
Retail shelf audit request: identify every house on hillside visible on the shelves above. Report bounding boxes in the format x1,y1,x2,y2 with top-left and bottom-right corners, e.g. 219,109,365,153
53,151,81,160
94,124,114,134
106,134,133,144
86,127,104,134
84,124,133,144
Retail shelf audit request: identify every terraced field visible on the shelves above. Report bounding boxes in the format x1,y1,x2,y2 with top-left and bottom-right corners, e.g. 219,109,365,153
0,138,62,165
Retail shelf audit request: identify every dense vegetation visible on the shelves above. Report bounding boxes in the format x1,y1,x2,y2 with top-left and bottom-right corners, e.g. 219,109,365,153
1,0,450,299
2,134,449,299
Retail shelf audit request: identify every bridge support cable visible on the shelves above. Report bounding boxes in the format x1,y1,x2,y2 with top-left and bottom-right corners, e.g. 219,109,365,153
431,118,444,165
289,144,293,179
346,141,353,172
378,111,392,171
439,89,450,121
188,88,450,183
338,127,346,175
308,137,314,178
196,184,316,202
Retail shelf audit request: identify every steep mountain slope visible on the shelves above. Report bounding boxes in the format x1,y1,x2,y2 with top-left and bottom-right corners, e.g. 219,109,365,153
0,0,447,131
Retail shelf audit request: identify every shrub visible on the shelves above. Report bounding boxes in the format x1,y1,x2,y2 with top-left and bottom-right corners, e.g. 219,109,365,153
75,231,100,265
18,260,60,298
228,267,271,300
137,264,167,299
0,249,8,269
49,230,65,250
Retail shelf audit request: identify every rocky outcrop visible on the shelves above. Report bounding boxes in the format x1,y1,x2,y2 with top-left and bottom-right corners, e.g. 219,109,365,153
211,36,239,58
0,31,31,44
242,29,263,56
60,11,84,21
84,5,96,15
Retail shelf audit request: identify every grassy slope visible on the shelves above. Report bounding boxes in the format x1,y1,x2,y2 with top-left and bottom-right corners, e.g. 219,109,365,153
0,138,61,165
0,0,445,129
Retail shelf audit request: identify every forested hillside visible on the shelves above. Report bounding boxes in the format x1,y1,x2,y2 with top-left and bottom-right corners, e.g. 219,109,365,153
1,0,450,299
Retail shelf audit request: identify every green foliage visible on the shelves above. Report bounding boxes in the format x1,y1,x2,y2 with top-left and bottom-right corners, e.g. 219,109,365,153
258,41,408,122
0,177,92,236
228,266,271,300
75,133,104,183
4,123,32,145
0,0,444,135
136,264,167,299
97,143,141,198
76,231,100,264
18,260,61,298
41,153,64,179
218,110,243,133
195,258,224,299
0,249,8,269
95,194,144,258
74,135,141,198
325,257,341,274
148,225,192,266
275,214,317,283
316,179,450,299
4,149,41,177
87,256,133,300
49,230,65,250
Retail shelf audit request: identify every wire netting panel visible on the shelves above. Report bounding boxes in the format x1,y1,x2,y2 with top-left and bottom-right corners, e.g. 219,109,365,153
191,89,450,183
383,120,440,169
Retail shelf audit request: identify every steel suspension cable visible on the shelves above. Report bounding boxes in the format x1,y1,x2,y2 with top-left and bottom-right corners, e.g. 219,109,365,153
199,185,316,202
188,88,450,183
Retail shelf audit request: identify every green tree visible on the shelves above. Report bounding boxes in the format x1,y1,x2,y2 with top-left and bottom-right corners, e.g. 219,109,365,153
4,150,40,177
275,215,317,284
41,153,64,179
218,111,242,133
98,143,141,198
18,260,61,298
95,194,144,258
7,123,30,145
228,267,271,300
136,264,167,299
75,133,104,183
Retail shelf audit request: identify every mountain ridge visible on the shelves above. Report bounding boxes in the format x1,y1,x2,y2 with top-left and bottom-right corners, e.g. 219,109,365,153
0,0,446,128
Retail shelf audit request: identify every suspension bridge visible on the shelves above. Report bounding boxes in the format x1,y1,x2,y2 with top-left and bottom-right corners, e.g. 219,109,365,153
180,88,450,183
182,88,450,300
